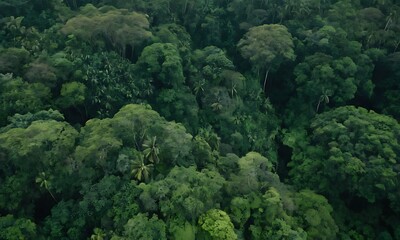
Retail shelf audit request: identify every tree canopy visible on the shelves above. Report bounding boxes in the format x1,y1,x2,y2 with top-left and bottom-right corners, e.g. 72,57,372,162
1,0,400,239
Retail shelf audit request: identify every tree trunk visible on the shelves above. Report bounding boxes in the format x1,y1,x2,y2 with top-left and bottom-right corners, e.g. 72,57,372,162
183,0,189,16
316,99,322,113
263,66,271,93
48,189,57,202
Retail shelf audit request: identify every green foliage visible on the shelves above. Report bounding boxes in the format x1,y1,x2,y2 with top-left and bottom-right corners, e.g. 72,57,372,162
57,81,86,108
0,21,66,56
0,119,78,212
0,120,78,171
289,106,400,206
154,88,199,132
0,48,30,74
249,187,308,240
0,73,51,125
24,61,57,88
61,4,152,55
117,213,167,240
294,53,360,106
229,196,251,229
1,109,64,132
152,23,192,66
192,69,278,159
191,46,235,86
1,1,400,239
74,117,123,175
261,218,307,240
79,175,122,227
48,52,75,80
293,190,338,239
168,218,196,240
238,24,295,71
228,152,274,195
111,182,141,232
75,51,146,117
42,200,86,239
139,166,226,222
198,209,237,240
192,135,214,169
0,215,37,240
136,43,185,88
113,104,193,167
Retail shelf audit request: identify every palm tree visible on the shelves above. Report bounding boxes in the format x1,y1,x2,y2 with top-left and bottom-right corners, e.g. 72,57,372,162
36,172,56,201
211,97,223,112
131,156,153,182
5,16,25,46
133,128,147,151
316,89,331,113
248,89,264,102
193,79,205,96
229,82,238,100
90,228,106,240
142,136,160,164
233,115,242,125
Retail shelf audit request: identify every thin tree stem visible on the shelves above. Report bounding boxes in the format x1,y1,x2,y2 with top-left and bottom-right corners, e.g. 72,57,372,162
316,99,322,113
263,66,271,93
48,189,57,202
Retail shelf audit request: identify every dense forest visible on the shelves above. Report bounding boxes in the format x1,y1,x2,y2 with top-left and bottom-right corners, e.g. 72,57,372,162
0,0,400,239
